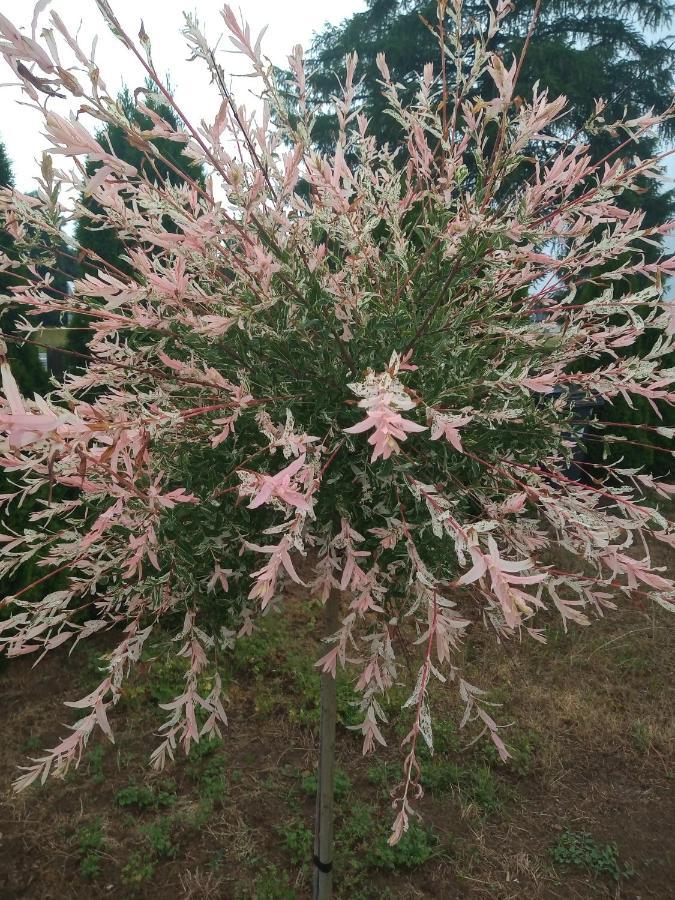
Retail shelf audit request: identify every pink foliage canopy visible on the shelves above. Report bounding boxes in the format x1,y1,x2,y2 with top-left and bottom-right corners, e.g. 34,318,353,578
0,0,673,842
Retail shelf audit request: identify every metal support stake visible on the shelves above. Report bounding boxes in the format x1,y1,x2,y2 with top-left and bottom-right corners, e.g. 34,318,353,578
312,590,339,900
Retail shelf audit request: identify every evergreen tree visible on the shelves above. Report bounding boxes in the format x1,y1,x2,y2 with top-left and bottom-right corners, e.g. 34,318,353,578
0,139,52,604
0,138,49,396
75,86,205,275
70,86,206,365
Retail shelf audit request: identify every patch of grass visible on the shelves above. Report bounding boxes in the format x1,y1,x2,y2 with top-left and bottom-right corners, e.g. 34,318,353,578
73,644,109,687
186,735,223,763
198,755,228,805
301,767,351,800
79,852,103,881
230,619,362,728
121,851,155,887
338,801,374,849
613,648,651,676
179,804,211,830
463,764,505,817
367,761,394,790
122,639,208,711
506,730,538,776
421,758,462,793
333,800,449,884
155,778,178,806
74,819,105,881
20,734,42,754
208,849,226,872
182,737,228,820
115,778,178,811
247,865,297,899
549,829,633,881
277,817,313,867
336,678,364,728
115,783,156,810
143,818,176,859
146,652,189,705
367,822,440,871
479,728,539,776
85,744,106,784
433,718,463,754
629,720,654,753
420,757,506,818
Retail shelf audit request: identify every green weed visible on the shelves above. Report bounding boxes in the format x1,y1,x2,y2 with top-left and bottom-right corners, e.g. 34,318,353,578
121,851,155,887
198,755,228,805
277,818,313,867
421,758,462,793
186,735,223,763
20,735,42,754
115,783,155,809
479,728,538,776
183,738,228,820
79,852,102,880
230,621,361,728
247,864,297,899
367,822,440,871
74,819,105,881
301,767,351,800
85,744,106,784
432,719,463,754
367,761,393,789
613,649,650,676
115,779,177,810
549,829,632,881
421,758,505,817
464,765,504,816
629,720,653,753
147,658,188,703
143,819,176,859
337,802,374,849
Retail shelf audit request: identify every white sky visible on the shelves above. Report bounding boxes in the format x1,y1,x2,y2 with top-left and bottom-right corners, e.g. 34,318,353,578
0,0,366,191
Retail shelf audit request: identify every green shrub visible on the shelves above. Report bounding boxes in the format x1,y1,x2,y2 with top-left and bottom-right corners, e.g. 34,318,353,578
550,829,632,881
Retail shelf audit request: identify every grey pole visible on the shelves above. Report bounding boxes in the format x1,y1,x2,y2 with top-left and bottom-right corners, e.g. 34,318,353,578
312,590,339,900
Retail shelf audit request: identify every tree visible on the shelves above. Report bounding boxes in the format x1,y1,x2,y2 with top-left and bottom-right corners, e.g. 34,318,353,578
0,5,674,896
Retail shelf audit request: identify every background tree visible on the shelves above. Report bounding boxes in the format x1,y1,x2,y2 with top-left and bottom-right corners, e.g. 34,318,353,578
0,139,53,603
67,85,206,365
302,0,674,154
0,138,49,394
75,84,205,276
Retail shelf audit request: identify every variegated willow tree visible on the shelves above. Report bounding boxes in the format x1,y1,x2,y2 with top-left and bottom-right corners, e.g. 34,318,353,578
0,1,674,885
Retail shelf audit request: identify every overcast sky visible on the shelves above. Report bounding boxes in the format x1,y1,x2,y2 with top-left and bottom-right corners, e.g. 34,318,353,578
0,0,366,191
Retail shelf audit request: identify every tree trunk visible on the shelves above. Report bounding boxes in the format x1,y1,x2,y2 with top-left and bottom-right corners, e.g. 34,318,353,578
312,590,339,900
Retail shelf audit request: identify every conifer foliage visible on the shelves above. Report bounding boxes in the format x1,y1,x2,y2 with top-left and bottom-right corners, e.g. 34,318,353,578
0,2,674,843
